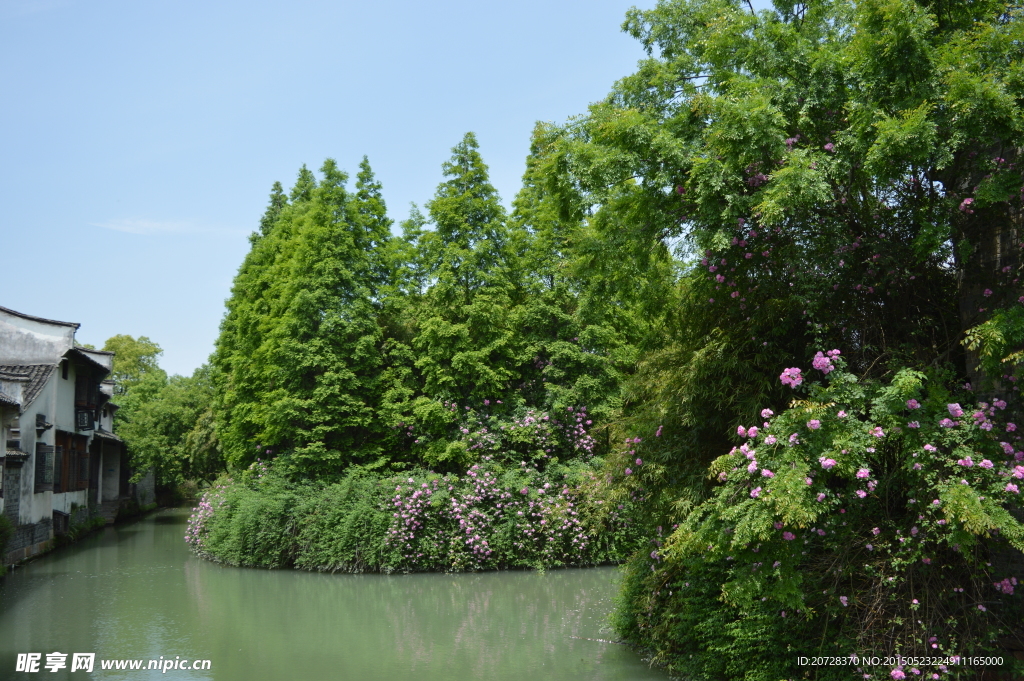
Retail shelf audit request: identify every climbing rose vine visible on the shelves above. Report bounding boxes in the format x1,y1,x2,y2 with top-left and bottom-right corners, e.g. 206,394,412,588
652,351,1024,676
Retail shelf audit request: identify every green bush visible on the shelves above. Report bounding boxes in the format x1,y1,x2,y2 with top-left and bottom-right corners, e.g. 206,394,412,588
614,551,820,681
187,456,645,573
293,474,392,572
616,352,1024,679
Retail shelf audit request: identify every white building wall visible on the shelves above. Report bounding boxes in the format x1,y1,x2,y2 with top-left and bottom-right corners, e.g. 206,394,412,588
98,407,115,433
51,490,89,515
54,360,76,434
17,373,56,526
1,308,123,550
0,313,75,365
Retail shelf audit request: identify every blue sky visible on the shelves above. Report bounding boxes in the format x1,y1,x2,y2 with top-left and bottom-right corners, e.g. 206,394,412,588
1,0,658,376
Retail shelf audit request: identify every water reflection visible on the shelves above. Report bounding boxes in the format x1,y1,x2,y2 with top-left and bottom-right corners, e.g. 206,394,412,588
1,509,667,681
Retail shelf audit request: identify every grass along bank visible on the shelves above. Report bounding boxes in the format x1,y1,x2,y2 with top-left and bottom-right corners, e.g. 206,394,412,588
186,456,646,572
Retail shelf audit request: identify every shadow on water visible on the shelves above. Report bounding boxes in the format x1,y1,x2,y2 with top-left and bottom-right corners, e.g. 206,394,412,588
0,508,669,681
0,525,118,615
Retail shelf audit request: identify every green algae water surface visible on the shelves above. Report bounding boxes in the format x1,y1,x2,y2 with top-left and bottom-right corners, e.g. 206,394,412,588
0,508,669,681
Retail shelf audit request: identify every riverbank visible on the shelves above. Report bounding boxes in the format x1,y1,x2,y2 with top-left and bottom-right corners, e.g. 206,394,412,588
2,500,159,574
187,458,646,573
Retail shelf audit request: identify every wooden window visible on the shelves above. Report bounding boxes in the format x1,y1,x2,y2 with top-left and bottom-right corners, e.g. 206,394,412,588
76,410,93,431
34,443,54,493
74,376,88,407
53,446,64,493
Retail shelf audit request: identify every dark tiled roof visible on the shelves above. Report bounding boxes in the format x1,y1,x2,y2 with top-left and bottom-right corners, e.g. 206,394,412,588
65,348,111,375
93,429,122,443
0,364,55,408
0,390,18,407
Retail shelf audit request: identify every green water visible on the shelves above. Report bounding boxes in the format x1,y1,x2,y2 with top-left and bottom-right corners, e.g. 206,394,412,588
0,508,669,680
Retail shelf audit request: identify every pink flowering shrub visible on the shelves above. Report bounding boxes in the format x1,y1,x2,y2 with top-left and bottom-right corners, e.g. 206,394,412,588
187,456,644,573
409,400,598,470
652,351,1024,674
185,479,233,553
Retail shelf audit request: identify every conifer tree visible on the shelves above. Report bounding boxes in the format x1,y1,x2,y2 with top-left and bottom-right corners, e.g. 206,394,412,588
507,122,647,418
423,132,511,303
353,156,395,302
213,177,298,465
414,134,520,406
214,160,400,475
289,164,316,202
257,181,287,239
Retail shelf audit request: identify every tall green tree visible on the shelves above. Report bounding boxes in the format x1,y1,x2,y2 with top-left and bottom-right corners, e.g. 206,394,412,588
257,181,287,239
213,159,406,476
213,176,301,467
505,122,657,420
543,0,1023,492
413,133,521,407
101,335,166,395
423,132,511,302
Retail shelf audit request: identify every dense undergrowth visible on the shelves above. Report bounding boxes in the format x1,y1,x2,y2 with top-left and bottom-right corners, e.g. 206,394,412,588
186,456,645,572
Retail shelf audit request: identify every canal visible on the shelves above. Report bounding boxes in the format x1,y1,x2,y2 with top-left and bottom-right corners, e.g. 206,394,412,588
1,508,670,680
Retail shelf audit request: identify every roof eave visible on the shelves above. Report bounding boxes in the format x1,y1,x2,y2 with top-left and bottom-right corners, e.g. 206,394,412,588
0,305,80,329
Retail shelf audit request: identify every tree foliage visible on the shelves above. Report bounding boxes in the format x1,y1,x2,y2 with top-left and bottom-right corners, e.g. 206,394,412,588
212,137,657,478
115,365,223,486
213,159,406,476
101,334,165,395
532,0,1024,674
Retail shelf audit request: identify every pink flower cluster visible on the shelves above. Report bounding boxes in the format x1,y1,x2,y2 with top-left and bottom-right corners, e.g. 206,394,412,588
812,349,840,374
384,463,593,570
994,577,1017,594
185,482,232,551
779,367,803,387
